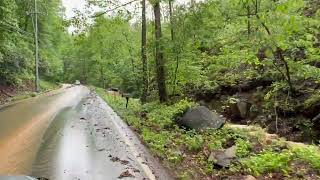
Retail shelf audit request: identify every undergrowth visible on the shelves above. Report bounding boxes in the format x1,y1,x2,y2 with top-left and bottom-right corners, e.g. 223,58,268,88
95,87,320,179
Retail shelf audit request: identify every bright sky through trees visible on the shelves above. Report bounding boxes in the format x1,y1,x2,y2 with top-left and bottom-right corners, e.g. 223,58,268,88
62,0,204,19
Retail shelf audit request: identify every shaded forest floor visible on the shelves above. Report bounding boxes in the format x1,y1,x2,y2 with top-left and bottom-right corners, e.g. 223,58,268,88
95,87,320,180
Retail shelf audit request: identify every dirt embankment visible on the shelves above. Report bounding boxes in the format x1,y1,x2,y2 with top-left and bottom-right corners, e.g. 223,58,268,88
185,78,320,143
0,83,33,105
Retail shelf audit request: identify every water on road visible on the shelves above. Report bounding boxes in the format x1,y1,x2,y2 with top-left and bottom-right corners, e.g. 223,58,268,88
0,86,172,180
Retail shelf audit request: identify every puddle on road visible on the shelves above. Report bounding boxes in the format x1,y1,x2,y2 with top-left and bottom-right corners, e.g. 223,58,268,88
31,102,94,180
31,96,137,180
0,86,89,175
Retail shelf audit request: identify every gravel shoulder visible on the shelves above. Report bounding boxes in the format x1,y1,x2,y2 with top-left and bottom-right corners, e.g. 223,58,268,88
82,91,174,180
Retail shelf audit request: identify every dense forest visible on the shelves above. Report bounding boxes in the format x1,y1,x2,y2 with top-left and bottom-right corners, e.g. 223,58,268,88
1,0,320,179
0,0,69,85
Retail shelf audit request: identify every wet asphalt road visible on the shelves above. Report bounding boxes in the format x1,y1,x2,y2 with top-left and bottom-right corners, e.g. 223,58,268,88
0,85,172,180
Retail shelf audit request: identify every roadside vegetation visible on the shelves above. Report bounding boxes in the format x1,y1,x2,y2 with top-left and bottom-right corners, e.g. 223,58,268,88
96,87,320,179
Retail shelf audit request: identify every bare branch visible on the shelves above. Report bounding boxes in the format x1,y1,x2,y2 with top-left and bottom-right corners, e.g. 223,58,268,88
91,0,139,18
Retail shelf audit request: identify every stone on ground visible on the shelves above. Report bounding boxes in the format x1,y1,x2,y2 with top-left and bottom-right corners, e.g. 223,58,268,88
208,145,237,167
178,106,225,131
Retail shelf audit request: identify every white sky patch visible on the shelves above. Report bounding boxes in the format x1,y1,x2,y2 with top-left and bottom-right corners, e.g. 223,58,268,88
62,0,204,18
62,0,87,19
62,0,205,32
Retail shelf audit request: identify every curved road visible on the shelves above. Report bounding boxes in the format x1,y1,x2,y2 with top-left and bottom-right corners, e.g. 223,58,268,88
0,85,172,180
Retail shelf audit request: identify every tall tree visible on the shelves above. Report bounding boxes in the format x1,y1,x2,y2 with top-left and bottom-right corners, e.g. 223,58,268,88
168,0,180,94
153,1,168,102
141,0,148,103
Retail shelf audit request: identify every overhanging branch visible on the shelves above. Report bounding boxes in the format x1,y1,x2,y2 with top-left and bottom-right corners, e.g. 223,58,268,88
91,0,139,18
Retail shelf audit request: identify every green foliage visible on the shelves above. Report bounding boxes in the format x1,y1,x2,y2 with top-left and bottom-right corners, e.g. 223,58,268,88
292,146,320,169
10,0,313,108
167,149,183,164
39,80,60,91
235,138,252,158
144,99,196,129
184,132,204,152
241,150,293,176
97,88,320,178
141,127,170,157
304,91,320,108
207,139,224,151
241,145,320,176
0,0,70,87
204,126,253,152
63,17,142,96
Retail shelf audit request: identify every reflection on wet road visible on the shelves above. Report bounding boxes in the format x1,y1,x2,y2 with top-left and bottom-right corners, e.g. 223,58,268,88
0,86,172,180
0,86,89,175
32,103,100,180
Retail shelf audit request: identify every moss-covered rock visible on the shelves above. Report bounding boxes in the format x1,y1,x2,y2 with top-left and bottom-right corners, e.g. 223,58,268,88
303,92,320,118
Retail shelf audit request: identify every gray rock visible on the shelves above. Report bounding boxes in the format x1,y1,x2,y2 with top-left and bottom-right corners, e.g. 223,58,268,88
228,101,240,118
312,113,320,122
209,146,237,167
237,100,251,119
224,145,237,158
179,106,225,131
225,98,251,120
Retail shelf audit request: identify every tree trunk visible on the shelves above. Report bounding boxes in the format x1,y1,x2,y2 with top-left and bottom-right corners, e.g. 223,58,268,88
24,15,29,31
141,0,148,104
246,2,251,38
255,13,294,94
153,2,168,102
100,65,105,88
169,1,174,42
275,47,294,94
169,0,180,94
191,0,195,7
82,58,87,84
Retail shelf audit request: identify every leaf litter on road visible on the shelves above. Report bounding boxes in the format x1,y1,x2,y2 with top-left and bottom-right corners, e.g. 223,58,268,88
109,155,131,165
118,170,135,179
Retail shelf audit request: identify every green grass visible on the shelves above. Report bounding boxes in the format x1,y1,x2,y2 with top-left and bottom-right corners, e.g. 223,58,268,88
235,138,252,158
94,87,320,179
292,146,320,169
241,150,293,176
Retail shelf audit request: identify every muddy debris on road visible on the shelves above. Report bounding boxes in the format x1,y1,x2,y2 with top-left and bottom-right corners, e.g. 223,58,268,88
118,170,135,179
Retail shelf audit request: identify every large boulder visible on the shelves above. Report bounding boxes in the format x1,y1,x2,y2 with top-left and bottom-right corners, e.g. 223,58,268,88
178,106,225,131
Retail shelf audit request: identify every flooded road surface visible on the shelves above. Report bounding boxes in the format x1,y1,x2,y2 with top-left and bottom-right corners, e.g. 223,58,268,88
0,86,172,180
